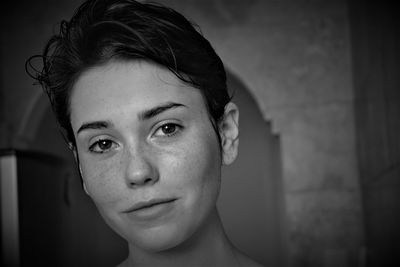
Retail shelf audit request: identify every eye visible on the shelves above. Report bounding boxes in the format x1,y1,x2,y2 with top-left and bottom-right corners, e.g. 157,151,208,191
153,123,182,137
89,139,118,153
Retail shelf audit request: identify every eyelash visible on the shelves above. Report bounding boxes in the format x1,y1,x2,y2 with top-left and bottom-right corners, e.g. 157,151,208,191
88,123,183,153
153,122,183,138
89,139,117,153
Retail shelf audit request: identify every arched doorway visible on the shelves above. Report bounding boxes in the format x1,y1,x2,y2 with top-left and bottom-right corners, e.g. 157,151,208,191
218,71,286,266
19,70,285,266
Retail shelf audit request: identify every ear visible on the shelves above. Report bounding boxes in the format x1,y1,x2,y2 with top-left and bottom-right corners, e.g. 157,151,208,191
219,102,239,165
70,144,90,196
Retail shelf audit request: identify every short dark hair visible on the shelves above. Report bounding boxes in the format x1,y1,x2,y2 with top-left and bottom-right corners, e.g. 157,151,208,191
27,0,230,147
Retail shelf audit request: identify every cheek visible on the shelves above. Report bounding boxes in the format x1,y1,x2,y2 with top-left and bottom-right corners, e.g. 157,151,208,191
169,131,222,204
80,155,125,205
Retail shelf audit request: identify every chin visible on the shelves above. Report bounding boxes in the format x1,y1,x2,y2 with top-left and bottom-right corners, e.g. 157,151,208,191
127,223,193,252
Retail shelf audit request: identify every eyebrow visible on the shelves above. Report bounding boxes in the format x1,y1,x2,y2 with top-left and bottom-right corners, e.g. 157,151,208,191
138,102,187,121
77,121,110,135
76,102,186,135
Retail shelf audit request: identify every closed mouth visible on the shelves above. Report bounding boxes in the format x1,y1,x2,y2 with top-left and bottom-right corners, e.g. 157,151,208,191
124,198,176,213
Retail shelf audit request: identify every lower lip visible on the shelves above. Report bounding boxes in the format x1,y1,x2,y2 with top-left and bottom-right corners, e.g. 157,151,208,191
125,200,176,222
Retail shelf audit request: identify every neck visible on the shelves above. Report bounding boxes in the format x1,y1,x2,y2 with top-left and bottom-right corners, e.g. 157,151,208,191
122,208,240,267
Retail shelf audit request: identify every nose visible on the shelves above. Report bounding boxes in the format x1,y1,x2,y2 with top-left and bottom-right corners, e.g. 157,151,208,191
124,146,159,188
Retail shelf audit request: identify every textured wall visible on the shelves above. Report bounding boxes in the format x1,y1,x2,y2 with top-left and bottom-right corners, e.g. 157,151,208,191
0,0,365,266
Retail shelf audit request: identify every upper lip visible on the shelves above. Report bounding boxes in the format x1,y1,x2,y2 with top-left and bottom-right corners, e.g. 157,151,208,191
123,198,176,213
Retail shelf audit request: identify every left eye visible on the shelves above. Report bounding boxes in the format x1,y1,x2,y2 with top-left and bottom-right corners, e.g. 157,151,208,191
89,139,118,153
153,123,182,137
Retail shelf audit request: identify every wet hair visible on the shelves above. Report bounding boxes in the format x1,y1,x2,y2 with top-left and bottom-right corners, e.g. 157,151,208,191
26,0,230,147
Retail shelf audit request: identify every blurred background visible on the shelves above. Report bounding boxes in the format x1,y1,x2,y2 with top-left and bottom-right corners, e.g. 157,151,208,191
0,0,399,266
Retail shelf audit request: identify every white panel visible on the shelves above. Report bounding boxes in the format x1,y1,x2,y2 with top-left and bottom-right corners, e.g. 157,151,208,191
1,154,20,266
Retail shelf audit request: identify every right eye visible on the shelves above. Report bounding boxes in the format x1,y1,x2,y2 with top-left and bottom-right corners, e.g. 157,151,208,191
89,139,118,153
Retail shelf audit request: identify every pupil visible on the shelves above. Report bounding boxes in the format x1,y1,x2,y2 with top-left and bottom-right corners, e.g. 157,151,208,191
162,124,175,134
99,140,111,150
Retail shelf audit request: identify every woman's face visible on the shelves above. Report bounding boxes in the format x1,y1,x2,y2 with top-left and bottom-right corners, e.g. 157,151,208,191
70,61,223,251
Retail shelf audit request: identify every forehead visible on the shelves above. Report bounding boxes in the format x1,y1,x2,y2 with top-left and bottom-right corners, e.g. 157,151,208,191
69,60,206,128
72,61,191,104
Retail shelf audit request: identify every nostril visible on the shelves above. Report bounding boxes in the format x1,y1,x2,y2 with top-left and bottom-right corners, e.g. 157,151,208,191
144,177,153,184
129,177,154,187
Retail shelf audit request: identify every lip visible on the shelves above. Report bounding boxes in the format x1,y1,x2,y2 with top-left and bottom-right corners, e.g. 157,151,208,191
123,198,177,222
123,198,177,213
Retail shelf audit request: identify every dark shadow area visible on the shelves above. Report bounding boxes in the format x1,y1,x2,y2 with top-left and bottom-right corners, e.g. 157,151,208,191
349,1,400,266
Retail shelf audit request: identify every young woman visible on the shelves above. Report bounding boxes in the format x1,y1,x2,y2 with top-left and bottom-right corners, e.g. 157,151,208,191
28,0,263,266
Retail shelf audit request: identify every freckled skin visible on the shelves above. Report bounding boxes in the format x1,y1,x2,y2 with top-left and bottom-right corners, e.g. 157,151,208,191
70,61,223,252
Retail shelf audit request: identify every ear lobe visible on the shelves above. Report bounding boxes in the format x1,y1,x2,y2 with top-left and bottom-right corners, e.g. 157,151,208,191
82,182,90,196
219,102,239,165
